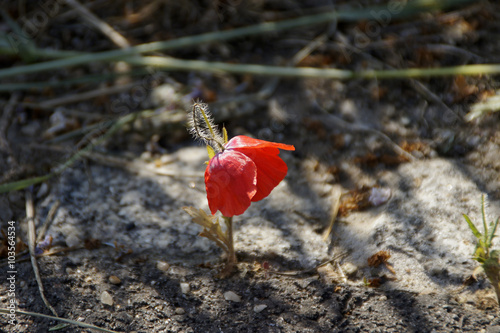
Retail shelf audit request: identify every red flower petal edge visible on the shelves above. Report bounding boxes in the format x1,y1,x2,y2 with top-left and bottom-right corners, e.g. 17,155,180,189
205,135,295,217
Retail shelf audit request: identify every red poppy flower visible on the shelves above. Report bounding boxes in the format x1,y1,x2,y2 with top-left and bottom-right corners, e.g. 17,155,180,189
205,135,295,217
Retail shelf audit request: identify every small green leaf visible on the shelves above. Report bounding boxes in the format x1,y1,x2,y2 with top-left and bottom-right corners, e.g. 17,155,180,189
463,214,482,239
474,245,486,260
183,206,216,229
487,217,499,247
490,250,500,261
0,174,53,193
206,145,215,159
49,323,70,331
223,126,228,144
481,195,488,241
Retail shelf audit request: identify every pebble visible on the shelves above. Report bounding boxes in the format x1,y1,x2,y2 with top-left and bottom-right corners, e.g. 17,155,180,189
156,261,170,272
180,282,190,294
224,291,241,302
36,183,49,198
175,307,186,315
368,187,392,206
109,275,121,285
21,121,41,136
342,262,358,277
487,325,500,333
65,234,81,248
253,304,267,313
100,291,113,306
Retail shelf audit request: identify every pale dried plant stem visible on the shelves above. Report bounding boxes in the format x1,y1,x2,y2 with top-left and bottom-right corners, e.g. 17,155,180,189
65,0,130,48
25,190,58,317
0,308,119,333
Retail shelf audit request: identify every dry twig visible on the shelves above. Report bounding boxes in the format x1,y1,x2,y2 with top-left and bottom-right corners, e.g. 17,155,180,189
25,190,58,317
36,200,60,243
322,185,342,241
35,82,137,109
65,0,130,48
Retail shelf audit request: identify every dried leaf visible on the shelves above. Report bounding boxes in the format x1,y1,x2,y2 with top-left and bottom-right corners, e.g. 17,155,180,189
452,75,478,103
183,206,229,252
368,250,395,274
183,206,217,229
367,277,382,288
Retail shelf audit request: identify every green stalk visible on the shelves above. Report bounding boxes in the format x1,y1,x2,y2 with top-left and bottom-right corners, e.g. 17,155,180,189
128,57,500,80
223,216,237,273
0,0,474,79
199,104,217,140
0,69,150,91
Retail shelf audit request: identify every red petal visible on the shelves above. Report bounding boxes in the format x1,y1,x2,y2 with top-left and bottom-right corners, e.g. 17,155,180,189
232,147,289,202
226,135,295,151
205,150,257,217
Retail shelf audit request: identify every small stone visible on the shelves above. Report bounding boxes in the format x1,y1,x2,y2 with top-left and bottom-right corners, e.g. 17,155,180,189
455,294,469,304
253,304,267,313
109,275,121,285
341,262,358,277
156,261,170,272
175,307,186,315
21,121,41,136
160,155,175,165
317,264,337,283
140,151,152,161
100,291,113,306
36,183,49,198
487,325,500,333
180,282,190,294
223,291,241,302
368,187,391,206
65,234,81,248
173,314,186,322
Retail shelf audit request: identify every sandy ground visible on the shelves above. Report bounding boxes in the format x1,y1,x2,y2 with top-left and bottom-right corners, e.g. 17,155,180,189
1,1,500,332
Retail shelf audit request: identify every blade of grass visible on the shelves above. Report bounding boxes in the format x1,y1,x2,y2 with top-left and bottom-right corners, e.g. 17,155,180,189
0,308,119,333
463,214,482,239
0,111,142,193
0,174,53,193
0,0,475,79
487,217,499,248
0,68,150,91
50,112,139,176
0,9,36,62
46,119,116,144
26,190,58,317
0,43,82,58
127,56,500,80
481,194,487,230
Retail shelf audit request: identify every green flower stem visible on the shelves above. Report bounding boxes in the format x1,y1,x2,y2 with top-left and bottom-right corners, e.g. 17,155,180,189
127,56,500,80
223,216,237,271
0,0,475,79
199,104,217,143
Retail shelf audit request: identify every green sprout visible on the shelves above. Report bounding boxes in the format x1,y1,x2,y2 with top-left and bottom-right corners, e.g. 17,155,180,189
463,195,500,304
